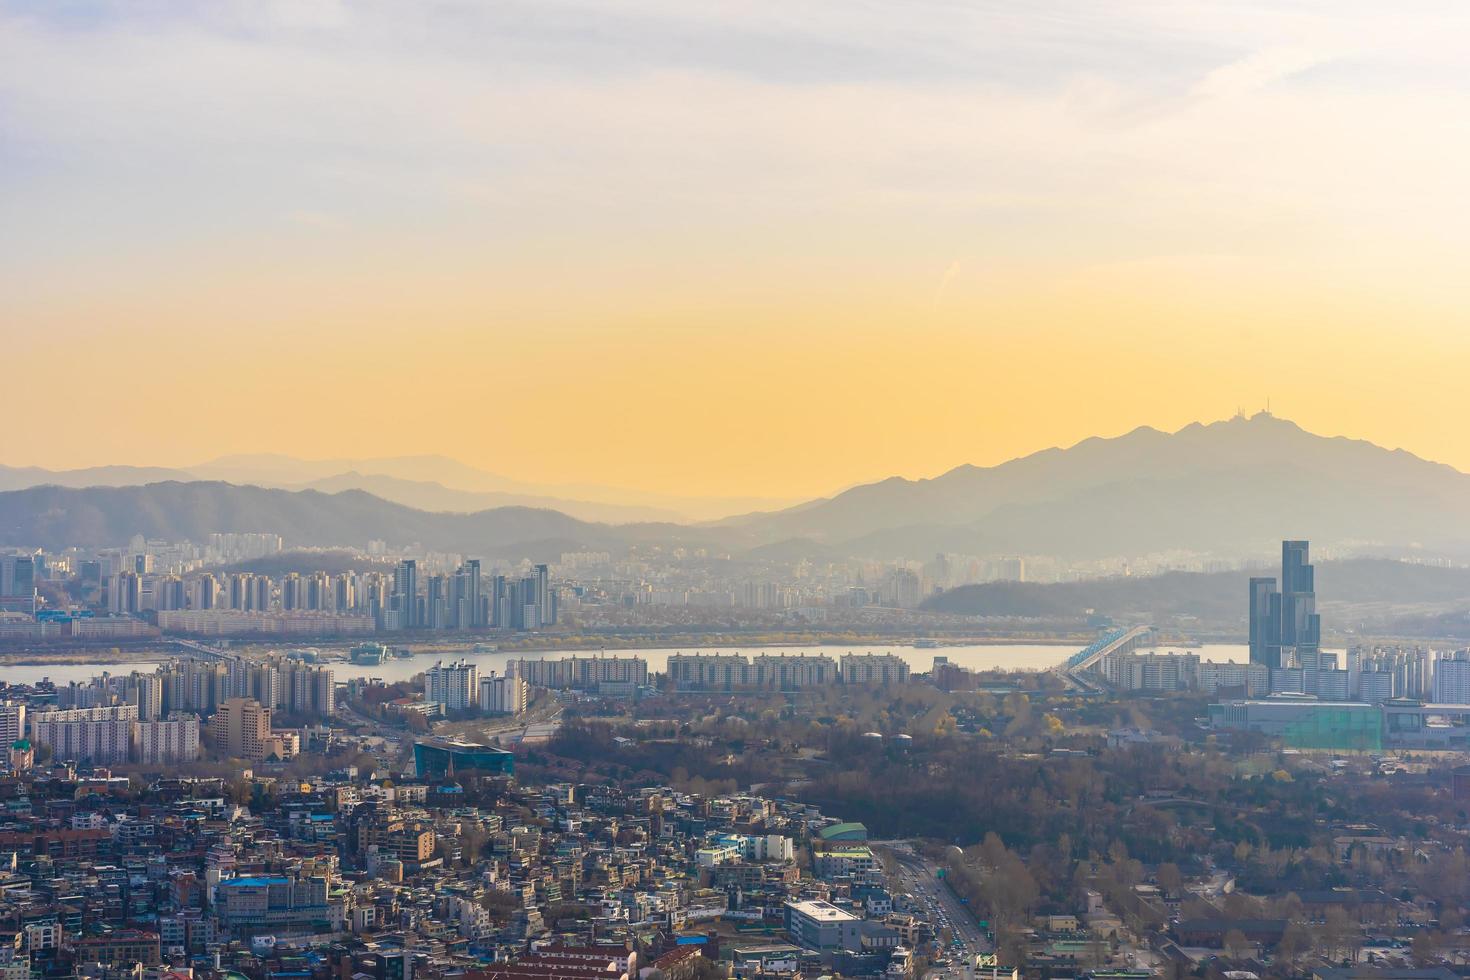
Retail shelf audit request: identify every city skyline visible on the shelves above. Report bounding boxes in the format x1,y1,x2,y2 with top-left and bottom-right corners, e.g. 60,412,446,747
6,4,1470,976
8,3,1470,496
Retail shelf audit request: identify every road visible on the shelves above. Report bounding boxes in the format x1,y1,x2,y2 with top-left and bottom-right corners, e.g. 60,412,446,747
878,841,992,979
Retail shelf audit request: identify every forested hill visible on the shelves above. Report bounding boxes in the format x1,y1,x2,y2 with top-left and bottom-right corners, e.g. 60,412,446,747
921,559,1470,628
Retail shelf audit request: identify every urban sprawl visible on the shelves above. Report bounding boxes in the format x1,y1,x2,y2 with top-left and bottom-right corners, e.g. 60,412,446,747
0,541,1457,980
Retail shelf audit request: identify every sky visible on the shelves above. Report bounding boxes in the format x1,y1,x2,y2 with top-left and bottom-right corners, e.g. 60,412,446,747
5,1,1470,500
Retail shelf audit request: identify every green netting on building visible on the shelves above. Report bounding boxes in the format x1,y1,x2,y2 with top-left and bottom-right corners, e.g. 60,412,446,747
1277,706,1382,751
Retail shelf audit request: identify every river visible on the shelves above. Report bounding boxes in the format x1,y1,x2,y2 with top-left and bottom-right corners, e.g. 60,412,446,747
0,642,1254,687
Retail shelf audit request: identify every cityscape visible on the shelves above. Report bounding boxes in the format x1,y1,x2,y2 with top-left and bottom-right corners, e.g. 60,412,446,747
8,6,1470,980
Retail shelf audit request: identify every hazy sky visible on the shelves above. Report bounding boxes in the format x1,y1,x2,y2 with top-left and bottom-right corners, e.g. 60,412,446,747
5,1,1470,499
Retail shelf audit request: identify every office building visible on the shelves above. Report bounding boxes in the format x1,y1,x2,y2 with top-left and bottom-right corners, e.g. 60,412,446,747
785,900,862,951
208,697,293,762
412,740,515,778
1248,576,1277,668
1209,699,1382,751
0,554,37,616
1249,541,1322,670
213,875,331,939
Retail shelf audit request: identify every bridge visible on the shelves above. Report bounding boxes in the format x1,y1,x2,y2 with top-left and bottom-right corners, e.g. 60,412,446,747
1059,625,1153,675
168,638,239,662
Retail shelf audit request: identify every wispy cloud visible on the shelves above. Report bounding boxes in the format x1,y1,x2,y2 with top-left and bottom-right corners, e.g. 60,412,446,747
1191,43,1340,100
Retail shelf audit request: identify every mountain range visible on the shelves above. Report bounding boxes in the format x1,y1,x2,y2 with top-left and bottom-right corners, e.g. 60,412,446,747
0,455,798,524
4,413,1470,561
717,412,1470,558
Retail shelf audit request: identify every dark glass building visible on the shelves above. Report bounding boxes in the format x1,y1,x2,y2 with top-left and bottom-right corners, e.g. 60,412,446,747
1248,540,1322,670
412,739,514,778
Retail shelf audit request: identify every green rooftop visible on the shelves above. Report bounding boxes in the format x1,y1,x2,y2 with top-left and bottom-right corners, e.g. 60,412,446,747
818,822,868,841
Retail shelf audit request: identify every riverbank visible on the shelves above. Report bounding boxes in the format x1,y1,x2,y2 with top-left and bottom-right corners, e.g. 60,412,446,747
0,645,175,666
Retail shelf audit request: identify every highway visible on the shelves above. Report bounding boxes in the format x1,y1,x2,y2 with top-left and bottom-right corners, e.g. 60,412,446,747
879,841,992,978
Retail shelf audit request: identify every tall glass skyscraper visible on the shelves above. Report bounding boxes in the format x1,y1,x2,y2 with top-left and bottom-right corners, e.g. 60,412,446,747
1249,540,1321,670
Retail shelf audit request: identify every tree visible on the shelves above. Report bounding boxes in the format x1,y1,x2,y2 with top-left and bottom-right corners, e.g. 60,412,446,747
1223,930,1251,962
1156,863,1182,898
460,826,490,865
1277,922,1311,964
1411,932,1438,967
1320,908,1358,963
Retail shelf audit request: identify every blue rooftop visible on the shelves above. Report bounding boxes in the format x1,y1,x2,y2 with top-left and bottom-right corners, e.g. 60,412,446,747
221,876,289,887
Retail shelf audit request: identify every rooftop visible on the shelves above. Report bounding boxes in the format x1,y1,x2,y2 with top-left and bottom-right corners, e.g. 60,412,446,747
788,900,859,922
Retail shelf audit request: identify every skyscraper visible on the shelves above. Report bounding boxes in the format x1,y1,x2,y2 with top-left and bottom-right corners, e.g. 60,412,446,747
454,559,482,628
1248,540,1322,671
391,559,418,630
1248,576,1278,668
1279,539,1321,663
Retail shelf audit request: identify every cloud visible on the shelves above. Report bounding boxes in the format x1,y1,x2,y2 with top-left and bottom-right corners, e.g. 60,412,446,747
1191,44,1339,100
4,0,1470,290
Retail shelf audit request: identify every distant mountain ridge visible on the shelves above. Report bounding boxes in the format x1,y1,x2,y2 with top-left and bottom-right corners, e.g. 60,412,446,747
0,481,716,559
0,456,798,524
722,413,1470,558
4,414,1470,560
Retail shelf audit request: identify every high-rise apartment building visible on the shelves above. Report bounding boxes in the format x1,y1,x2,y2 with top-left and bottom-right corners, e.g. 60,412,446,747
126,671,165,721
388,559,418,630
131,713,201,764
489,568,557,631
159,661,229,715
29,705,139,765
510,655,649,691
0,702,25,747
251,575,273,612
454,559,483,628
1433,652,1470,704
478,672,528,715
425,660,477,711
839,653,911,685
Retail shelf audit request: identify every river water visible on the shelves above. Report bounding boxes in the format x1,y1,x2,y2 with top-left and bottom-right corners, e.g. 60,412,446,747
1,642,1253,687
